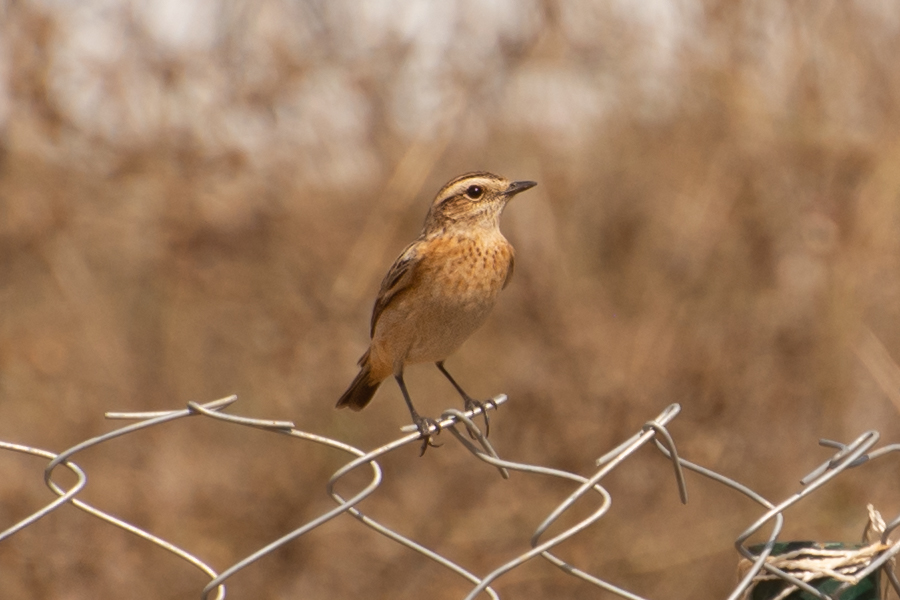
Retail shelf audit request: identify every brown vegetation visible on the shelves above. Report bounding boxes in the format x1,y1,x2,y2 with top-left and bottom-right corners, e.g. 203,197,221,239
1,1,899,598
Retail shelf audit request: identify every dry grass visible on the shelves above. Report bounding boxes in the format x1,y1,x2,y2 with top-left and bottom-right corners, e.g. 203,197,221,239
1,1,900,598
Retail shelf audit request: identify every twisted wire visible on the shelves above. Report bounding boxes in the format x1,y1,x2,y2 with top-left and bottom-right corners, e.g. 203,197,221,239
1,396,898,600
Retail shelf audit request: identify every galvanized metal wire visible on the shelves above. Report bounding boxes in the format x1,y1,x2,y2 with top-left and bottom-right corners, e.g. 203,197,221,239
2,396,898,599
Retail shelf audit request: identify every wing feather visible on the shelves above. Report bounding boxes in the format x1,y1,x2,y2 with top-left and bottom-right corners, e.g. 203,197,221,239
370,242,421,337
502,251,515,290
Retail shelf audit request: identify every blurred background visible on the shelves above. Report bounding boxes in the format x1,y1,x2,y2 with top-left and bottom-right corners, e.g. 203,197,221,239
1,0,900,598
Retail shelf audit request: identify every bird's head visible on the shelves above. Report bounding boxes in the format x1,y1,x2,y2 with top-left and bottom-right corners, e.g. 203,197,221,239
423,172,537,233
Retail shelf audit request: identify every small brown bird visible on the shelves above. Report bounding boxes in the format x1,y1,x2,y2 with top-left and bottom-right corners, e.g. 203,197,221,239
337,172,536,448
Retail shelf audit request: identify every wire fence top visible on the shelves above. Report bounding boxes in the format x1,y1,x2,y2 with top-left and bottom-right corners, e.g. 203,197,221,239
2,395,898,600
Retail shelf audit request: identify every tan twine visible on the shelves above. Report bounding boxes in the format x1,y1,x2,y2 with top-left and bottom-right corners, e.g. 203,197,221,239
739,505,894,600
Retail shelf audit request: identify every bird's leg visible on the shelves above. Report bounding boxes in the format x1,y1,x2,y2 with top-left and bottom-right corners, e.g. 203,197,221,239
435,361,494,437
394,372,440,455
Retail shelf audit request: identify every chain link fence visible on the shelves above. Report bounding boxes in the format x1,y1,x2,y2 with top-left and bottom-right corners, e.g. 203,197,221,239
2,397,897,599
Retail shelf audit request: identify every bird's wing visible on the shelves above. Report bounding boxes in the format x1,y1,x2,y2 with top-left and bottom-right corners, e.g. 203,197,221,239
502,251,515,290
370,241,422,337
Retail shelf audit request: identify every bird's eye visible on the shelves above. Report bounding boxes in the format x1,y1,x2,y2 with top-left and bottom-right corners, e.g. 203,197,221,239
465,185,484,199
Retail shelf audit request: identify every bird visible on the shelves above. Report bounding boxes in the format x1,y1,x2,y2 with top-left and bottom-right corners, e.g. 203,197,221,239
336,171,537,452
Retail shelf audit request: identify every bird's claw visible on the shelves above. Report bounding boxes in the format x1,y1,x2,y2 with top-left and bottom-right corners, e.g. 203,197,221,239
414,416,442,456
463,397,496,438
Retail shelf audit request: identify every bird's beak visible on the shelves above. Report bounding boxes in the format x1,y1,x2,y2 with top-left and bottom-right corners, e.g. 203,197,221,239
503,180,537,197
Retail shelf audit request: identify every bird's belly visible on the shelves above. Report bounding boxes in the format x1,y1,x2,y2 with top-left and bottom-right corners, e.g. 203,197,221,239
369,236,513,372
405,299,494,363
372,290,494,366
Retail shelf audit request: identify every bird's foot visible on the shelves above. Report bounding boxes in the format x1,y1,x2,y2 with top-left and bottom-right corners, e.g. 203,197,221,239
413,415,442,456
463,397,497,438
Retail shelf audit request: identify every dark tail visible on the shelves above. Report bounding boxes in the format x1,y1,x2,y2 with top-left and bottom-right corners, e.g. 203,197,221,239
336,363,382,411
